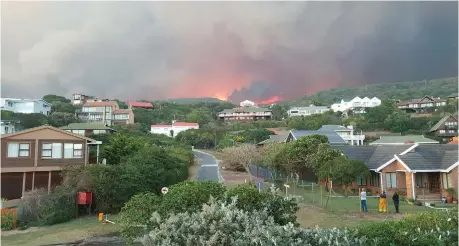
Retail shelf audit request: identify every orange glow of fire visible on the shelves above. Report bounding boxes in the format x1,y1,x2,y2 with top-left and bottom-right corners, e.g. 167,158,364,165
255,96,281,105
214,93,228,101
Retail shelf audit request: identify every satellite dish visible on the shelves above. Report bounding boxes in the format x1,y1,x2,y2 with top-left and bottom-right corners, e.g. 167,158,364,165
161,187,169,195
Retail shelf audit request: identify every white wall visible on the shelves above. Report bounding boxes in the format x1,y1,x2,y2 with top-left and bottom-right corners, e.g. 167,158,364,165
0,99,50,115
331,97,381,112
151,126,173,137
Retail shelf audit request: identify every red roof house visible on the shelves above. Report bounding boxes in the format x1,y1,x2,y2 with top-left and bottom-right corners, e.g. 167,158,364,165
127,101,153,109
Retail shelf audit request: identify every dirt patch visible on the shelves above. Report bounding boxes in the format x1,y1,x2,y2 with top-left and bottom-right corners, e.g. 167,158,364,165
1,227,41,236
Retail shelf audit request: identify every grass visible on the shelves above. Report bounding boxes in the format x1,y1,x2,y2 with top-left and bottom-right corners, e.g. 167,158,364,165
1,215,120,246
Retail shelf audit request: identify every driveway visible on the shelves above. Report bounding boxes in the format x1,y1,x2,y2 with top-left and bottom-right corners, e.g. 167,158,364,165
193,150,223,182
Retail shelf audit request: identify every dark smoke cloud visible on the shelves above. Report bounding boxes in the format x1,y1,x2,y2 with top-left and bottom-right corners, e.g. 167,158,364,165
1,2,457,102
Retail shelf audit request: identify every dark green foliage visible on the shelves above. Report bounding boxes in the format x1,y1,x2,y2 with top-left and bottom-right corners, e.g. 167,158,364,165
156,181,226,216
240,128,275,144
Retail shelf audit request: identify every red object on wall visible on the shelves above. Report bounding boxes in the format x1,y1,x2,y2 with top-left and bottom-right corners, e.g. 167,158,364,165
78,192,93,205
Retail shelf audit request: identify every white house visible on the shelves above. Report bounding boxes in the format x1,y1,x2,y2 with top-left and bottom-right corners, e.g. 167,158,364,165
0,98,51,115
151,121,199,137
318,125,365,145
0,121,17,135
240,100,256,107
330,96,381,113
287,105,329,117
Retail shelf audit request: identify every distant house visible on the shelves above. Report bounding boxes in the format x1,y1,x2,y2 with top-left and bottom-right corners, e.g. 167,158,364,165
318,125,365,145
75,101,134,126
1,120,19,134
330,96,381,113
429,114,458,140
0,98,51,115
127,101,153,109
397,95,447,113
72,93,89,105
257,131,290,147
369,135,439,146
112,109,135,125
218,107,272,122
151,121,199,137
285,130,347,146
240,100,256,107
60,123,116,136
1,125,100,201
447,93,458,100
287,105,329,117
336,144,458,201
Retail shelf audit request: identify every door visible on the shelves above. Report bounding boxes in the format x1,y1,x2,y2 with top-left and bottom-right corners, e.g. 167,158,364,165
428,173,441,192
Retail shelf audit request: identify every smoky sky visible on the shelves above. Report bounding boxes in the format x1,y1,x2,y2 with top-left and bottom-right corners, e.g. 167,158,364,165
1,2,457,103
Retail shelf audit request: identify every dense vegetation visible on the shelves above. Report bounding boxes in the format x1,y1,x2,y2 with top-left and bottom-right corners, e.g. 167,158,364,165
284,77,458,107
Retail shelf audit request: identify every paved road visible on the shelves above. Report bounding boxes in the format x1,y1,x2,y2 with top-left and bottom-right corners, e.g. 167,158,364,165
193,150,223,182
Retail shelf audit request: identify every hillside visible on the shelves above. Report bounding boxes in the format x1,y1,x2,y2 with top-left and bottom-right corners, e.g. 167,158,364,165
284,77,458,107
160,97,225,104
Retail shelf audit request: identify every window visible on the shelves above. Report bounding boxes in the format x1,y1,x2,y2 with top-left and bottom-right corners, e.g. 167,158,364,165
369,172,380,187
64,143,83,158
442,173,451,189
113,114,129,120
72,130,85,135
416,173,427,188
356,176,367,186
93,130,106,134
385,173,397,188
7,143,30,157
42,143,62,159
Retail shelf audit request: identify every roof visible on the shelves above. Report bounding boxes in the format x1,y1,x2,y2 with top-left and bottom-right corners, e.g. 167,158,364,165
448,93,458,98
266,128,281,135
288,106,329,111
113,109,132,114
83,101,118,107
127,101,153,108
397,95,447,106
1,125,96,142
257,133,289,145
290,130,347,145
429,114,457,132
60,123,115,131
318,125,352,132
369,135,439,145
336,144,458,171
219,107,271,113
172,122,199,127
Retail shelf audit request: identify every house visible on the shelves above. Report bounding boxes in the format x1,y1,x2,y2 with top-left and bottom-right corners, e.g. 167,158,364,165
0,98,51,115
75,101,134,126
369,135,439,145
151,121,199,137
257,130,290,147
1,125,100,201
1,120,19,134
112,109,135,125
127,101,153,109
318,125,365,145
240,100,256,107
447,93,458,100
287,105,329,117
336,144,458,201
285,130,347,146
60,123,116,136
72,93,89,105
429,114,458,140
330,96,381,113
397,95,447,113
218,107,272,122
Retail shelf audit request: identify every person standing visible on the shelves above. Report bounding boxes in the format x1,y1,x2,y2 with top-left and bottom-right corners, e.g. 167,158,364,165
379,191,387,213
392,191,400,213
360,188,368,212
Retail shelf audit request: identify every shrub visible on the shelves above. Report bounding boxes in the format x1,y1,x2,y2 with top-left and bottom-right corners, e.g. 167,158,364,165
1,209,16,230
156,180,226,216
119,192,160,245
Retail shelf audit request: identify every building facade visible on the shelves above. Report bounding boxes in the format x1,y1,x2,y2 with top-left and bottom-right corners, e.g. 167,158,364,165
1,126,97,201
0,98,51,115
60,123,116,137
151,121,199,137
218,107,273,122
330,96,381,113
397,95,447,113
318,125,365,145
429,114,458,140
75,101,134,126
240,100,256,107
287,105,329,117
71,93,89,105
1,121,18,135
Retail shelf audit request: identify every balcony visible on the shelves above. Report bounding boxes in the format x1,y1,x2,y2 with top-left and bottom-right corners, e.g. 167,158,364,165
445,124,458,129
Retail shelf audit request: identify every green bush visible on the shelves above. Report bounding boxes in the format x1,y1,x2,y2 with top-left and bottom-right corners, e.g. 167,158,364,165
119,192,160,245
156,180,226,216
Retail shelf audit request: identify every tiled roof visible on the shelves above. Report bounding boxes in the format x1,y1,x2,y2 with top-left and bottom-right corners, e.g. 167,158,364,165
219,107,271,113
172,122,199,127
440,150,459,169
113,109,132,114
83,101,118,107
369,135,439,145
60,123,114,130
429,114,457,132
128,101,153,108
266,128,281,134
290,130,347,145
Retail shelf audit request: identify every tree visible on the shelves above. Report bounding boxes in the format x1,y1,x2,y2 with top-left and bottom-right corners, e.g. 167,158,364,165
241,129,274,144
185,108,213,126
219,144,262,172
317,156,369,193
43,94,70,104
102,134,144,165
47,112,79,127
260,143,286,170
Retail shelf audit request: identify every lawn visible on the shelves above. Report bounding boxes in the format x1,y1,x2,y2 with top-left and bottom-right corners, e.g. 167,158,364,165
1,215,120,246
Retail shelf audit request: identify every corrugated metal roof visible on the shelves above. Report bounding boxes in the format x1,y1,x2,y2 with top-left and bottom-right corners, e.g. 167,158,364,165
290,130,347,145
369,135,439,145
